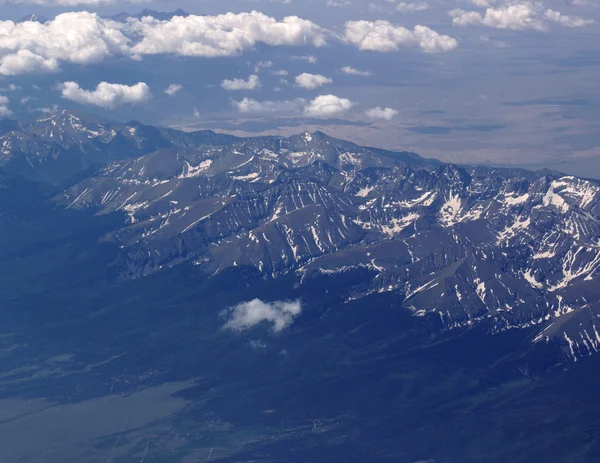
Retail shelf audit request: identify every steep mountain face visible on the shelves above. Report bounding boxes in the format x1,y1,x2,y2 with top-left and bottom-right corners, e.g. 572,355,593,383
33,115,597,363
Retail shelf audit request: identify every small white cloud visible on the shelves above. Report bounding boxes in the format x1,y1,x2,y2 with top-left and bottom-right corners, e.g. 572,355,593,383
396,2,429,13
366,106,398,120
223,299,302,333
469,0,497,6
544,9,594,27
231,97,306,114
0,84,21,92
221,74,261,91
0,95,11,116
35,104,59,114
164,83,183,96
254,60,274,73
272,69,289,76
326,0,350,6
304,94,353,117
344,20,458,53
340,66,372,76
292,55,318,64
294,73,333,89
59,81,151,109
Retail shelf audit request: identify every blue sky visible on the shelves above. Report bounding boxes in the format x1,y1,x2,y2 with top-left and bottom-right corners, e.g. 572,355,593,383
0,0,599,176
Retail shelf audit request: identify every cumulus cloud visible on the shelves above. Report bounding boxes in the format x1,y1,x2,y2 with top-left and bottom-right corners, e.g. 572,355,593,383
231,94,353,117
340,66,372,76
223,299,302,333
366,106,399,120
0,95,11,116
0,11,327,76
304,94,353,117
294,73,333,89
450,3,593,30
221,75,261,91
60,81,151,109
0,10,466,78
0,12,129,76
396,2,429,13
544,9,594,27
128,12,327,58
231,97,307,114
450,4,546,30
164,83,183,96
344,20,458,53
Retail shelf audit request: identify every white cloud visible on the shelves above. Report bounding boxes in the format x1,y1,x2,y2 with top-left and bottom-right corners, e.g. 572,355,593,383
450,4,546,30
0,11,327,76
344,20,458,53
340,66,372,76
544,9,594,27
292,55,318,64
232,95,353,117
326,0,351,6
60,81,151,109
164,83,183,96
0,95,11,116
304,94,353,117
0,11,129,75
254,60,274,73
0,84,21,93
468,0,497,6
223,299,302,333
221,74,261,91
450,3,593,30
0,50,60,76
36,104,59,114
129,12,327,58
231,97,306,114
366,106,398,120
0,12,129,76
396,2,429,13
294,73,333,89
272,69,289,76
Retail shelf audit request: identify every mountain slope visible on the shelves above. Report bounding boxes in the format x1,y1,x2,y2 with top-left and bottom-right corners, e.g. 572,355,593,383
23,114,594,363
2,110,600,362
2,112,600,462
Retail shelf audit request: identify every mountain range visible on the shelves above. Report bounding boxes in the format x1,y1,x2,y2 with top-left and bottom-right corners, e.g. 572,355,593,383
2,110,599,363
2,110,600,462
